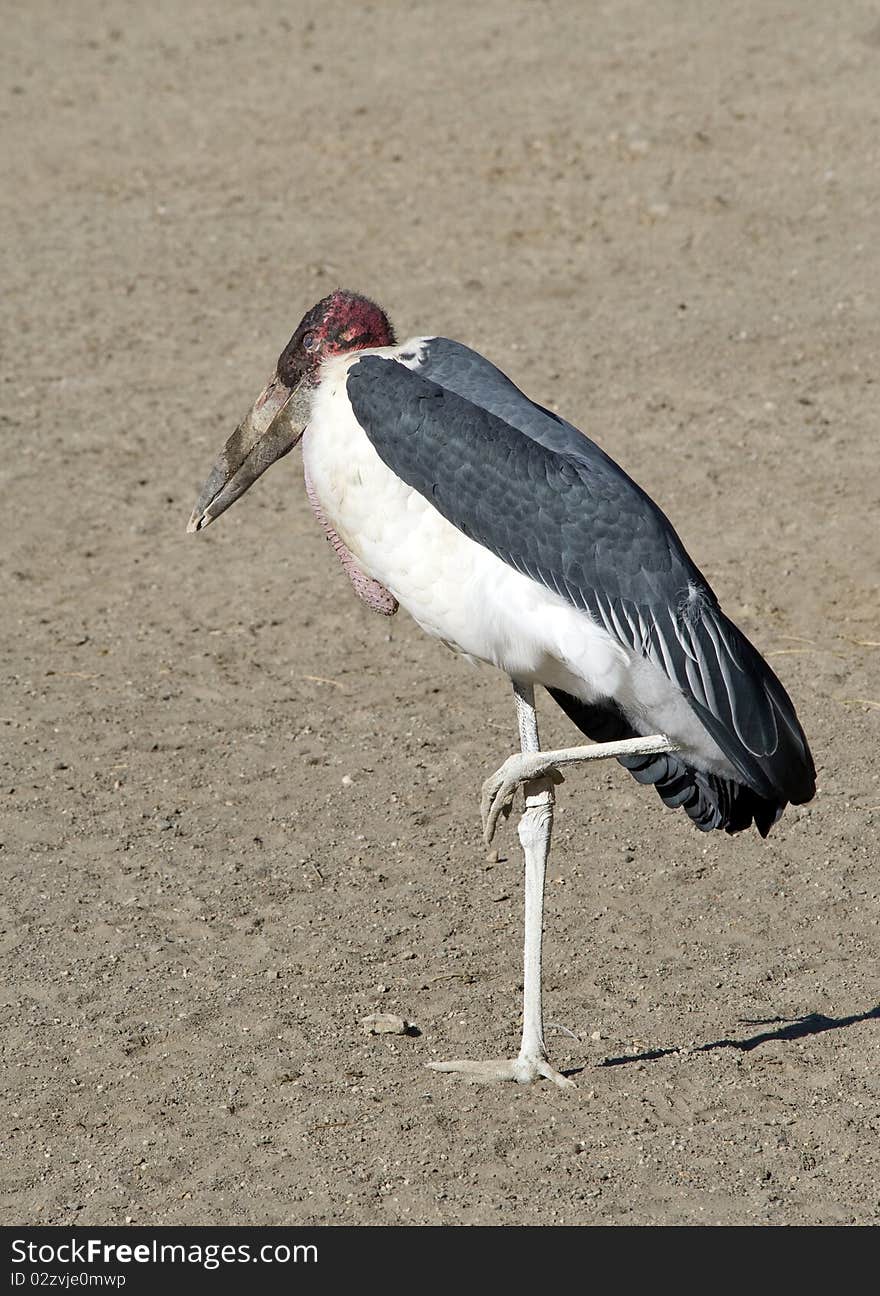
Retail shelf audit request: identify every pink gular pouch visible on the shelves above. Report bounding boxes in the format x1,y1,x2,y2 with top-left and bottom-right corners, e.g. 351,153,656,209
303,460,398,617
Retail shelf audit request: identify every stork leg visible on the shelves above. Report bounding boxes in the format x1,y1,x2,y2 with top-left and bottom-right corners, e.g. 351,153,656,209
427,682,570,1086
428,684,676,1088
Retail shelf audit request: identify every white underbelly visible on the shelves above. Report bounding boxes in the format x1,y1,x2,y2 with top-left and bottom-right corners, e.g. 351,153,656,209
301,352,733,775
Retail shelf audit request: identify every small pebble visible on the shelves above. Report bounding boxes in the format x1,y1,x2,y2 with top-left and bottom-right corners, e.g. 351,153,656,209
361,1012,413,1036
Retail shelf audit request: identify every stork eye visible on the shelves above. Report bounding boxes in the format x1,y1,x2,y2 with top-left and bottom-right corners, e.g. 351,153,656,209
303,332,318,353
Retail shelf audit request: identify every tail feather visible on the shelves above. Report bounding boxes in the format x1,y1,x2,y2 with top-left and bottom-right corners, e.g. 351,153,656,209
547,687,786,837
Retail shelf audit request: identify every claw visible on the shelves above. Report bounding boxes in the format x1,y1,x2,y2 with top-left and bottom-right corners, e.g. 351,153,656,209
481,777,516,844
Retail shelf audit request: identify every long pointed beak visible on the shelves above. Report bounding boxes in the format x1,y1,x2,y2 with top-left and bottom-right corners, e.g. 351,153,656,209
187,374,310,533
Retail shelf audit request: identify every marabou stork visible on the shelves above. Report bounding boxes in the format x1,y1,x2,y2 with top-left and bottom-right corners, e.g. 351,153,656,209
188,290,815,1088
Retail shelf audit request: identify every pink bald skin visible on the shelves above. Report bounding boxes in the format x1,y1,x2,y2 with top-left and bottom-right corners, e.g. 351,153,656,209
303,463,398,616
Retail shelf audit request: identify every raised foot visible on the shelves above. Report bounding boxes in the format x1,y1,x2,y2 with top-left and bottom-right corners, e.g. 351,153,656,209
426,1057,576,1088
480,734,677,845
481,752,563,844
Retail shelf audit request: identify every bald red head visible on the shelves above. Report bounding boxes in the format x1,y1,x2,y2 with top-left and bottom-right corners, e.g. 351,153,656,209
277,290,396,389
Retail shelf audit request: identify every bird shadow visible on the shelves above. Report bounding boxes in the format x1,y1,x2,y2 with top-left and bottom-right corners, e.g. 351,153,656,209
596,1003,880,1069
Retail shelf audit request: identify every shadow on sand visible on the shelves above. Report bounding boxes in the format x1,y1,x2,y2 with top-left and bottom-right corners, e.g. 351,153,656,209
597,1003,880,1068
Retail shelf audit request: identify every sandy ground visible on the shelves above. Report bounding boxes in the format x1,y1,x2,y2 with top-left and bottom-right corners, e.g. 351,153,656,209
2,1,879,1227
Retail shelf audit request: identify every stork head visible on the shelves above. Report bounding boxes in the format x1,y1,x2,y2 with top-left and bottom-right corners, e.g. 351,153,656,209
187,290,394,533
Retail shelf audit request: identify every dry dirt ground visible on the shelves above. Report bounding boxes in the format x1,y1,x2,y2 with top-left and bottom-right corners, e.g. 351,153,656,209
2,1,879,1227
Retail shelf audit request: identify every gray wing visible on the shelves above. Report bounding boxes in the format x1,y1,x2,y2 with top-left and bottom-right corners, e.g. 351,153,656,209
346,353,815,805
405,337,600,462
